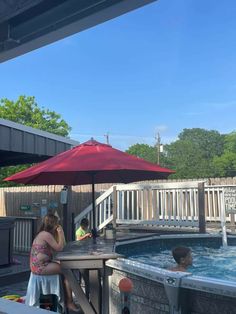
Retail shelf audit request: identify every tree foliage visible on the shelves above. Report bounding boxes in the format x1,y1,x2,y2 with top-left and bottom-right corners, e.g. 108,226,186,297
126,128,231,179
0,96,71,136
126,144,157,163
0,165,29,187
211,132,236,177
164,128,224,178
0,96,72,186
223,132,236,153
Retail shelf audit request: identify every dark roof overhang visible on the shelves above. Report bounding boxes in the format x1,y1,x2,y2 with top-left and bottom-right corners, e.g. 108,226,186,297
0,0,156,63
0,118,79,167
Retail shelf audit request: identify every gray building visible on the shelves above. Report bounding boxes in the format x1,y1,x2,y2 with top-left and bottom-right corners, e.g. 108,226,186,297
0,118,78,167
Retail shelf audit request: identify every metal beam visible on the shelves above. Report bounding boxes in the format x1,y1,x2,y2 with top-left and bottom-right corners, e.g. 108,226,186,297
0,0,157,63
10,0,107,41
0,0,44,23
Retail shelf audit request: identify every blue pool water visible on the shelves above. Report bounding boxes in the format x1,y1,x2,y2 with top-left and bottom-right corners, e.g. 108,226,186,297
129,245,236,281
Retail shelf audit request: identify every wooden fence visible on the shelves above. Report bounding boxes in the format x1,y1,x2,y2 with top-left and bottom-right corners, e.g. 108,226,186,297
3,180,236,252
0,183,112,218
1,177,236,223
75,182,236,233
1,177,236,219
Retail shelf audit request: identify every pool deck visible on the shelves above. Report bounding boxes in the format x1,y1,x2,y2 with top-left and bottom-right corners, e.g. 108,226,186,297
0,227,228,313
0,229,196,294
0,254,30,296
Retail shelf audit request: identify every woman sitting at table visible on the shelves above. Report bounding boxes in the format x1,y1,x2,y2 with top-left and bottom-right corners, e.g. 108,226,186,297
30,213,79,312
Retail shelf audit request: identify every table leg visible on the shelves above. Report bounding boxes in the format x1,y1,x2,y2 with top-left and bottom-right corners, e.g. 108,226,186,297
62,268,96,314
102,265,113,314
80,269,90,298
89,269,101,314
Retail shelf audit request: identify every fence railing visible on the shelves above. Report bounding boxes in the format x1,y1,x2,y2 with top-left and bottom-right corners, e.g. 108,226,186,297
10,183,235,252
115,183,200,227
13,217,38,253
75,182,206,231
75,182,236,232
75,186,114,231
205,186,223,222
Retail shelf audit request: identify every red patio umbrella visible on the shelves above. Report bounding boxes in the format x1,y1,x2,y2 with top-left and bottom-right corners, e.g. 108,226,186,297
5,139,174,237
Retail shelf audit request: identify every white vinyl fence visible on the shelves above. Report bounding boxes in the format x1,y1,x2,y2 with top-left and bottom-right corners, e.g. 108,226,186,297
13,217,38,253
12,183,235,252
75,182,236,232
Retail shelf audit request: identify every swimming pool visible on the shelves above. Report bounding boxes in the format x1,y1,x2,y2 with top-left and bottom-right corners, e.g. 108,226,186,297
106,234,236,314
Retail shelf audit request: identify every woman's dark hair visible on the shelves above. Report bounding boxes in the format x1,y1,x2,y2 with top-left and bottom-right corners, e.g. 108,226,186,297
80,218,89,228
172,246,191,264
38,214,59,236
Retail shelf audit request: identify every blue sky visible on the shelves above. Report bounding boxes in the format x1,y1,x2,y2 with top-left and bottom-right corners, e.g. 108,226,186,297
1,0,236,151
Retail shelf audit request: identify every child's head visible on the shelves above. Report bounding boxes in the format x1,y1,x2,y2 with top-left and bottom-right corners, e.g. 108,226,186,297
172,246,192,267
80,218,89,230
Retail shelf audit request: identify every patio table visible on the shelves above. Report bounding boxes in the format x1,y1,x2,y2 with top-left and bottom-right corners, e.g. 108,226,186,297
56,238,121,314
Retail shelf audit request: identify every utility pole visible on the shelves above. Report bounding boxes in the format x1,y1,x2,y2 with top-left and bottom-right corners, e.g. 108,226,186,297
155,132,161,164
104,132,110,145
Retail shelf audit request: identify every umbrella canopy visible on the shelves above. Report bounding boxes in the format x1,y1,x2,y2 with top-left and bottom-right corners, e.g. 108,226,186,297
5,139,175,239
4,139,174,185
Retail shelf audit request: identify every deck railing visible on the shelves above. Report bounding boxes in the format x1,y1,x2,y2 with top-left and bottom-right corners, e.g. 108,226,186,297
75,182,205,231
115,183,200,227
75,186,114,231
75,182,236,232
11,183,234,251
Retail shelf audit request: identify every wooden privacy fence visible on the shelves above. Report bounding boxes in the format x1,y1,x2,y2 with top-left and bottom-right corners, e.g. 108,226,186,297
2,181,236,253
0,184,112,218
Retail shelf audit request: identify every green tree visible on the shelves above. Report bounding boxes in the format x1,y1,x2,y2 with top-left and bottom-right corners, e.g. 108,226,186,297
126,143,174,174
0,96,71,136
126,144,157,163
212,152,236,177
165,128,225,178
211,132,236,177
223,132,236,153
0,96,72,186
127,128,226,179
0,165,29,187
178,128,224,159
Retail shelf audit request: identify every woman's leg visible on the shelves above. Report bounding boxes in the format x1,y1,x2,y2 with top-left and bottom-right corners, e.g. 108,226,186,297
41,262,78,311
41,261,62,275
63,277,79,311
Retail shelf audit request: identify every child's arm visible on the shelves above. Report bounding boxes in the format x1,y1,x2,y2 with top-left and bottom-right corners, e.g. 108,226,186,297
76,232,92,241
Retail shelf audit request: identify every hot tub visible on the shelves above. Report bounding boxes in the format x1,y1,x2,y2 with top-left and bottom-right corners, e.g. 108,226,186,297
106,234,236,314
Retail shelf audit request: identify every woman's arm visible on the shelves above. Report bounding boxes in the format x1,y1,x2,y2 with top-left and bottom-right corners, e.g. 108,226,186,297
44,226,65,251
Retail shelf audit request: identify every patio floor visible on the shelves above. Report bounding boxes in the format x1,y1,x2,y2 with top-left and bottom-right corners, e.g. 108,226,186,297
0,254,30,289
0,254,83,313
0,228,225,313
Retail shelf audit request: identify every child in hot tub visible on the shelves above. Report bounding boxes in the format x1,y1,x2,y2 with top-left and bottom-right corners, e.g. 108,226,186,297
170,246,192,272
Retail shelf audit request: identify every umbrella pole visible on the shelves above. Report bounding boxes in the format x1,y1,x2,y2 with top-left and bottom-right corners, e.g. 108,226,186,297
92,175,97,241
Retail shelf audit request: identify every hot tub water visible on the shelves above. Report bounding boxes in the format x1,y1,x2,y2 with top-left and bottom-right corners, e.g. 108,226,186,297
129,245,236,281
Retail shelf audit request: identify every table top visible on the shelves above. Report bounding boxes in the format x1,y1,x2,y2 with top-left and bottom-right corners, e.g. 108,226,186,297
56,237,122,261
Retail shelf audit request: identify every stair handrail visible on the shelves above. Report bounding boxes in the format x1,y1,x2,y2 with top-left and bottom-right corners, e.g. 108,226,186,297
74,185,114,225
